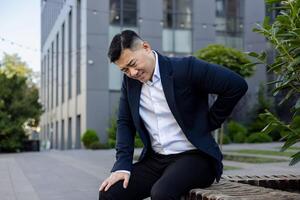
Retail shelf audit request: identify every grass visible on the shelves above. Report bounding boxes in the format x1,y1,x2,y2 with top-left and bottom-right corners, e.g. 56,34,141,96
274,146,300,151
223,154,287,163
226,149,295,157
223,165,241,170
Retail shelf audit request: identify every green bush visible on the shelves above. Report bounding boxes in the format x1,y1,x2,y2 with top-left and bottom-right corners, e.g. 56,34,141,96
246,132,272,143
107,116,144,148
108,138,116,148
134,136,144,148
233,132,246,143
227,121,247,143
194,44,254,77
222,134,231,144
0,137,23,152
107,116,117,141
89,141,110,150
81,129,99,148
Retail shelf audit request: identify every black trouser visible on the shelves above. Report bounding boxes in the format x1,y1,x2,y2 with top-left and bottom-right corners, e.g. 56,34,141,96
99,149,215,200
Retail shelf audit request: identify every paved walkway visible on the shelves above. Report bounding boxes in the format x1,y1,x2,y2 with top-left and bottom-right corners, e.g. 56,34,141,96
0,142,299,200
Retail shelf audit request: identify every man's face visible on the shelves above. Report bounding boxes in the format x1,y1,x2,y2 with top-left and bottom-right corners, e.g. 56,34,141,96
115,42,155,83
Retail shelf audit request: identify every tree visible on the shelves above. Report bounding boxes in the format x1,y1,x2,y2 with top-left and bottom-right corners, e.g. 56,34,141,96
250,0,300,165
0,54,42,152
0,53,32,78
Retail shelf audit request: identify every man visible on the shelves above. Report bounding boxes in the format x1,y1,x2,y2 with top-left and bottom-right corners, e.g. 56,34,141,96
99,30,248,200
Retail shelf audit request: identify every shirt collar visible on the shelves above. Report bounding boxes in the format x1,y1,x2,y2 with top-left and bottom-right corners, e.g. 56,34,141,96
146,50,160,86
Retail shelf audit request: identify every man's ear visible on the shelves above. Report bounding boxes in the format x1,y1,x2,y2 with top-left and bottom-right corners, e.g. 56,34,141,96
142,41,151,52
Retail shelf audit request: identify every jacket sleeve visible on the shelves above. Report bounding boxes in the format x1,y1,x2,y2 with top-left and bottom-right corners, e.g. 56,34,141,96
111,76,136,172
190,56,248,132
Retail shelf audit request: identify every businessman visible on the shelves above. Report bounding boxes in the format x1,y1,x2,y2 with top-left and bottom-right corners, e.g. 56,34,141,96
99,30,248,200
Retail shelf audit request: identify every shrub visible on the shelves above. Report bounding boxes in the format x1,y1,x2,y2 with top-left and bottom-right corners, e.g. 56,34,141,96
227,121,247,143
108,138,116,148
107,116,144,148
134,136,144,148
194,44,254,77
233,132,246,143
89,141,110,150
250,0,300,165
107,116,117,141
0,137,23,152
222,134,231,144
246,132,272,143
81,129,99,148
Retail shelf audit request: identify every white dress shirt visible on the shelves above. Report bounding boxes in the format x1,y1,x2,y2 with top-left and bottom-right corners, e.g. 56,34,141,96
139,51,196,155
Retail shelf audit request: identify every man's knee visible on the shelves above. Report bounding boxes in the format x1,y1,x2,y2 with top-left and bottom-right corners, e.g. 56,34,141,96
99,190,110,200
98,181,129,200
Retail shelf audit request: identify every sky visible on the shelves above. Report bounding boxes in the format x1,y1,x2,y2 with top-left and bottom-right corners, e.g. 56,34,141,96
0,0,40,72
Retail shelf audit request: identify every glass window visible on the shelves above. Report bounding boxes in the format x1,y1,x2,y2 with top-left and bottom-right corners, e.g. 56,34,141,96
175,13,191,29
123,10,136,26
174,30,192,53
109,0,137,91
110,0,137,26
162,29,174,52
163,0,173,28
215,0,244,49
108,26,138,90
216,0,225,17
110,0,121,25
163,0,192,54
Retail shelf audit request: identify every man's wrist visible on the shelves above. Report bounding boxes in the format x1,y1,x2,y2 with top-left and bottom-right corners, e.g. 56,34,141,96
113,170,131,176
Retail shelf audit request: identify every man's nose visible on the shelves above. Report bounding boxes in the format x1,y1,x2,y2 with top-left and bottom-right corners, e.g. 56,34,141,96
129,68,138,77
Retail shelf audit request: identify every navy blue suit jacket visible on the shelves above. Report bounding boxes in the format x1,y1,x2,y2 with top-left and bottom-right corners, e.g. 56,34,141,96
111,52,248,182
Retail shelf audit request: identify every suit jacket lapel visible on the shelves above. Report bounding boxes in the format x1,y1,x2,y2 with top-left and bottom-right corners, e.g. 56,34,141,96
157,53,186,132
128,79,142,125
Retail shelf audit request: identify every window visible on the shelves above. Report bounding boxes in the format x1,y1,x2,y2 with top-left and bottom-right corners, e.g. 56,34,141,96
62,23,65,103
55,121,59,149
68,10,72,99
61,119,65,149
76,0,81,95
47,50,50,111
163,0,192,54
76,115,81,149
109,0,138,90
68,117,72,149
110,0,137,27
51,42,54,109
215,0,244,49
56,34,59,106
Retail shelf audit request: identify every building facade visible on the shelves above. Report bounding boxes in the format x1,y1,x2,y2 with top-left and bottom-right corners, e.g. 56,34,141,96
40,0,266,149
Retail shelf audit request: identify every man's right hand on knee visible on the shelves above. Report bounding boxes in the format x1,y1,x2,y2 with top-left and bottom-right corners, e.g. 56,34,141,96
99,171,130,192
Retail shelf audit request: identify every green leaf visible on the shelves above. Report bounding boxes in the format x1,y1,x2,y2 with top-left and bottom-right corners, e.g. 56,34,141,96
248,52,260,58
289,151,300,166
259,52,267,61
261,123,275,134
244,62,261,68
279,89,295,105
288,56,300,69
281,136,300,152
268,61,286,72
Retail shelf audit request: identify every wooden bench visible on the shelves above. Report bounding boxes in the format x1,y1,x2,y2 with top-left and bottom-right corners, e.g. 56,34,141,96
222,174,300,193
183,175,300,200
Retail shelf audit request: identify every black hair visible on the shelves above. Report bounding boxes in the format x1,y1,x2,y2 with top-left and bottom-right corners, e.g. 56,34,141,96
107,30,143,63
